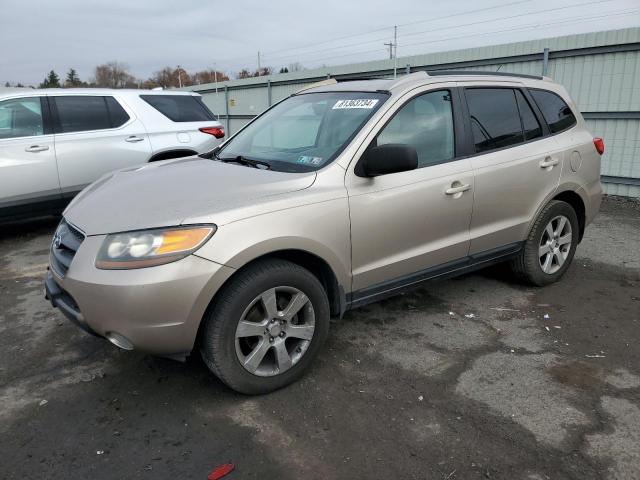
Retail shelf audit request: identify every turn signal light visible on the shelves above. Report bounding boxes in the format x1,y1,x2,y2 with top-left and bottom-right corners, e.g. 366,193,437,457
200,127,225,139
593,137,604,155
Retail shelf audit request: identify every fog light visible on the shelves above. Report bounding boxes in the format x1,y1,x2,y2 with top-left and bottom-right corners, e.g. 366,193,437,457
106,332,134,350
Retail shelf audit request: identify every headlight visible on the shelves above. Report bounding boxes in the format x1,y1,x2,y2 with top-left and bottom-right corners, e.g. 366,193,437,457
95,225,216,270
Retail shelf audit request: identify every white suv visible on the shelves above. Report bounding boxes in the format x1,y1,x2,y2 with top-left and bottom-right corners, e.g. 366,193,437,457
0,88,225,221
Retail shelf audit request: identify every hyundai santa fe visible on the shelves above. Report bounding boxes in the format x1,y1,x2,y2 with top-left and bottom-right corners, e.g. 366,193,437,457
0,88,224,221
44,71,603,394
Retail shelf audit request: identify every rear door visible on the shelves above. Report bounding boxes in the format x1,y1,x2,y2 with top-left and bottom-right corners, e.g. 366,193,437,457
51,94,152,197
346,85,475,295
462,85,562,254
0,95,61,216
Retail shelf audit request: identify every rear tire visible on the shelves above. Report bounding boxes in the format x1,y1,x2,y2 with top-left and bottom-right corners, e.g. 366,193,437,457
200,258,330,395
510,200,579,286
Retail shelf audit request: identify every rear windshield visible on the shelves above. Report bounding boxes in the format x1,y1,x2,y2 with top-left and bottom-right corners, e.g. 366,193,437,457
140,94,216,122
217,91,389,172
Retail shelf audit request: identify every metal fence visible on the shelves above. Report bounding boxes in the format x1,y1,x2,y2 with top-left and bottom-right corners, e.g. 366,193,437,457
186,27,640,197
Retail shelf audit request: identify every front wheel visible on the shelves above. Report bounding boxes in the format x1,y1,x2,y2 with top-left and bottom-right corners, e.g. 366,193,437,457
200,259,330,394
510,200,579,286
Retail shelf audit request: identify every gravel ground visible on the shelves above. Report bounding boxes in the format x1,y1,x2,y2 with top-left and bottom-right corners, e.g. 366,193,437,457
0,195,638,480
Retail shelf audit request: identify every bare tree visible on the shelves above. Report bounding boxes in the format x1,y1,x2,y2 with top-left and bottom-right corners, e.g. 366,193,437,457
288,62,305,72
94,62,137,88
192,69,229,85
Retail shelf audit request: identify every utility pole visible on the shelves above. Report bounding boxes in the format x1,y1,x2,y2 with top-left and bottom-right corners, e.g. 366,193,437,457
214,62,218,94
393,25,398,78
257,51,261,71
177,65,182,88
384,41,394,59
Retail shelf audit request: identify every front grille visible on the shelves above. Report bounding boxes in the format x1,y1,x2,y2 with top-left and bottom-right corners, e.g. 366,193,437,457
50,219,85,277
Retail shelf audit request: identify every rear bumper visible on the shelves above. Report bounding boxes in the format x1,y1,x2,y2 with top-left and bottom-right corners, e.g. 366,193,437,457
45,237,235,356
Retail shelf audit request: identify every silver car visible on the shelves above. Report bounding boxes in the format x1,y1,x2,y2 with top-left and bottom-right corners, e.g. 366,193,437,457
0,88,224,221
45,72,603,394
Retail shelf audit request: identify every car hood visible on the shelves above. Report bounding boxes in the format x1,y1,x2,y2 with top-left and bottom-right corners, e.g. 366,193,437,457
64,157,317,235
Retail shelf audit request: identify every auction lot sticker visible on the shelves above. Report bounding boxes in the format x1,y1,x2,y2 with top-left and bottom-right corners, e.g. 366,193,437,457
332,99,379,109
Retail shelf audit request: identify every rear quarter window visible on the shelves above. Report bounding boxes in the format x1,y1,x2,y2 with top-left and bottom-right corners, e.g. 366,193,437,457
140,95,216,122
528,89,577,134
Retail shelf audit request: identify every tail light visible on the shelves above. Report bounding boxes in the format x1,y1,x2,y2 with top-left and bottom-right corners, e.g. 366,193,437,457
593,137,604,155
200,127,225,139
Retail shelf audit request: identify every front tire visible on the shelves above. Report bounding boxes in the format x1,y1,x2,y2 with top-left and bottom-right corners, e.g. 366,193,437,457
200,259,330,394
510,200,579,286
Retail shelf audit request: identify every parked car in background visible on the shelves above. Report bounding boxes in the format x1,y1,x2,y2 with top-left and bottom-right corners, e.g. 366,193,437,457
45,72,602,394
0,88,224,221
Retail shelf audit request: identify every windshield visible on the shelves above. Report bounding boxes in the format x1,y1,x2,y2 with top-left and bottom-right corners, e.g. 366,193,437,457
216,91,389,172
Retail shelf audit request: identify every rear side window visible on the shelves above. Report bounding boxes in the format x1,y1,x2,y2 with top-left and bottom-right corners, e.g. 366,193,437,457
0,97,44,139
140,95,216,122
515,90,542,141
465,88,523,153
529,89,576,133
376,90,455,168
54,96,129,133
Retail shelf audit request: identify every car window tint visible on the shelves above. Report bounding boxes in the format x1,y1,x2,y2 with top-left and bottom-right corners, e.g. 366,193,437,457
515,90,542,141
54,96,112,133
105,97,130,127
466,88,523,153
0,97,44,139
529,89,577,134
140,95,216,122
377,90,454,168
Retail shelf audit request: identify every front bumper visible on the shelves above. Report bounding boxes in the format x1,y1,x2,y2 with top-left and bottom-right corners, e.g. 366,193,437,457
45,234,235,356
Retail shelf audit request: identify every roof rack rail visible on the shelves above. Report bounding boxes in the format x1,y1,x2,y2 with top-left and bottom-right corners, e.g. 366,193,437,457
426,70,543,80
387,71,429,89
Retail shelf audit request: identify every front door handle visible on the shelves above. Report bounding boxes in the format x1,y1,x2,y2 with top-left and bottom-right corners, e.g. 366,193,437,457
125,136,144,143
25,145,49,152
445,182,471,196
540,156,559,169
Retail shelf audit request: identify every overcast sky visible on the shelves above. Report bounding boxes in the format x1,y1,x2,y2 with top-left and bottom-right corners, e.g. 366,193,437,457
1,0,638,85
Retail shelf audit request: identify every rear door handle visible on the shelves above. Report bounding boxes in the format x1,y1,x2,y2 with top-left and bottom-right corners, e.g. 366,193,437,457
25,145,49,152
445,182,471,196
125,136,144,143
540,156,559,169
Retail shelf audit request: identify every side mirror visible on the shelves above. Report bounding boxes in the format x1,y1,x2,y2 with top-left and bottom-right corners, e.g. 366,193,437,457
357,144,418,177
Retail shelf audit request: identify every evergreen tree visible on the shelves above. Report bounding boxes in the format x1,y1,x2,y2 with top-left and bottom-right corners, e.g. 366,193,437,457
65,68,81,87
39,70,61,88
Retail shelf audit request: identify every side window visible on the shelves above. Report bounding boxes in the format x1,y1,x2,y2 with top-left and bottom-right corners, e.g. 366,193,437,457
54,96,112,133
515,90,542,141
140,95,216,122
465,88,523,153
105,97,130,128
0,97,44,139
377,90,454,168
529,89,577,134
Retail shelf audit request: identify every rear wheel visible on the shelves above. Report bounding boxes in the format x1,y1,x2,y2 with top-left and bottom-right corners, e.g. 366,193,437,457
510,200,579,286
200,259,330,394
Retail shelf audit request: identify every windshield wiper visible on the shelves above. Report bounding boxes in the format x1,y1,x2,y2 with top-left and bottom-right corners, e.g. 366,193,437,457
218,155,271,170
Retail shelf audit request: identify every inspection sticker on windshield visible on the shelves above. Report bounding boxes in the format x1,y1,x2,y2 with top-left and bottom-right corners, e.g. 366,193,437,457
332,99,379,109
297,155,323,165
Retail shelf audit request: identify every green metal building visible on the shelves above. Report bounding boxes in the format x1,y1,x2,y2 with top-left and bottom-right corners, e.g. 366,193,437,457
187,27,640,197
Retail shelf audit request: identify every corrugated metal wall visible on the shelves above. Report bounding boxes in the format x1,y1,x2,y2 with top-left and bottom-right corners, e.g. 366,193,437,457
188,27,640,197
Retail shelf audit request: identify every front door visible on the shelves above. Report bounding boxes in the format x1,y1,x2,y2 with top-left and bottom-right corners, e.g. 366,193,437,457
346,86,474,298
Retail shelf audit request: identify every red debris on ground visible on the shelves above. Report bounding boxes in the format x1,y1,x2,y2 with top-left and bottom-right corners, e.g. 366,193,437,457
207,463,235,480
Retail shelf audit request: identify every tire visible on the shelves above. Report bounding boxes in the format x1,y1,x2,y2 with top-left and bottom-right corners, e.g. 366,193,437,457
200,258,330,395
510,200,579,287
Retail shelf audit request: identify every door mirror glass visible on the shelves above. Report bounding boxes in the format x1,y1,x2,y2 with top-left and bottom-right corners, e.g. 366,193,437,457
358,143,418,177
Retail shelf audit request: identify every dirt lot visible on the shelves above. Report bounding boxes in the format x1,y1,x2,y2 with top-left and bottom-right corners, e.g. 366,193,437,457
0,196,638,480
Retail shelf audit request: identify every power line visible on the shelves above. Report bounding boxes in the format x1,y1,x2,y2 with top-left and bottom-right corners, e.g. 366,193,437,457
212,0,536,67
259,0,613,66
271,8,639,67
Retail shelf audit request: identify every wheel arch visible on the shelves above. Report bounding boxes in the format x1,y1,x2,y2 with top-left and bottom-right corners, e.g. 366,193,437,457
552,189,587,241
